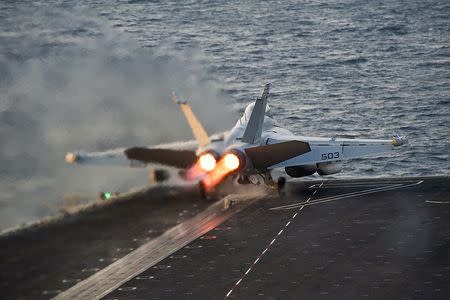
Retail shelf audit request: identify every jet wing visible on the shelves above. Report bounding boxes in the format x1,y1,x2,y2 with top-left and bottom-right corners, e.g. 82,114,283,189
244,141,311,171
245,135,406,170
65,140,198,169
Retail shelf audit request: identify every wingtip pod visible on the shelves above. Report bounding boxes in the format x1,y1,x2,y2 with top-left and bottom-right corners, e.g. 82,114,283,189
65,152,79,163
171,91,187,105
392,135,408,147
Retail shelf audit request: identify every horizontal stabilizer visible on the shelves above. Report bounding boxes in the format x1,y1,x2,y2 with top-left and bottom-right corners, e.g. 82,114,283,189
125,147,197,169
245,141,311,171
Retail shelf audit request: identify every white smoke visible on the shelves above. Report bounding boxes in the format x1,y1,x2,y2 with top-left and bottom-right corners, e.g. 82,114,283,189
0,2,234,230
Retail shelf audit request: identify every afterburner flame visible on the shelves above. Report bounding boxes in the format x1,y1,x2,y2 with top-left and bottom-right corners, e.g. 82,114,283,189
201,161,232,189
184,163,205,181
198,153,217,172
201,151,244,189
223,153,240,171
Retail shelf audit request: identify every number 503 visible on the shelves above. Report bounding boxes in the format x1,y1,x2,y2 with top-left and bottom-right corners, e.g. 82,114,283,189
321,152,340,160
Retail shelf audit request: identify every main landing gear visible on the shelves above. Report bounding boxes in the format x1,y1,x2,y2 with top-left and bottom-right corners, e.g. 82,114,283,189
277,176,286,195
262,172,286,195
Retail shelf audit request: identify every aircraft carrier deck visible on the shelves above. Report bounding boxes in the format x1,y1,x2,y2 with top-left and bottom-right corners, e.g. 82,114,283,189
1,176,449,300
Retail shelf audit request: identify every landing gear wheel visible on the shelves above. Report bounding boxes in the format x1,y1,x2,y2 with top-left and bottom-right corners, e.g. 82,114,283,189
277,176,286,196
237,175,251,185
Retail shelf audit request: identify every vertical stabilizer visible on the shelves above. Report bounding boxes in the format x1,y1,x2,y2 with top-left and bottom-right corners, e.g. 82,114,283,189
241,83,270,144
172,92,210,147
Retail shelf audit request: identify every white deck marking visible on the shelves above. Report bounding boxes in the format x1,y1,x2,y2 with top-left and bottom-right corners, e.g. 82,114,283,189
425,200,450,204
224,182,324,299
271,180,424,211
308,180,419,189
53,194,257,300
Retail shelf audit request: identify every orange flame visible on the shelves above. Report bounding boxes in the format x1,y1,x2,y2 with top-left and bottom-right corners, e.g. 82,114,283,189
198,153,217,172
223,153,240,171
184,162,205,181
201,153,241,189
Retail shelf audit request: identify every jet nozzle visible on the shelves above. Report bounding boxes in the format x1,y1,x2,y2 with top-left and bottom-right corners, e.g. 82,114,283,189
223,152,241,171
198,152,218,172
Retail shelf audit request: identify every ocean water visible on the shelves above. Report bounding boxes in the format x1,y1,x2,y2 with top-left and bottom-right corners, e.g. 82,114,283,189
0,0,449,230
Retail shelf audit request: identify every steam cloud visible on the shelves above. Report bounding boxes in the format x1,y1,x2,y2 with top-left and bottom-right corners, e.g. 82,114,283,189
0,3,233,230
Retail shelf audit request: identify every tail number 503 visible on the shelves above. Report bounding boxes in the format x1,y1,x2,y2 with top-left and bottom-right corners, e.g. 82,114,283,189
321,152,340,160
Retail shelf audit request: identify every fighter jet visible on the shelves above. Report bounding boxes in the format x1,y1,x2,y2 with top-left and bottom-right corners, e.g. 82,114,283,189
65,83,406,196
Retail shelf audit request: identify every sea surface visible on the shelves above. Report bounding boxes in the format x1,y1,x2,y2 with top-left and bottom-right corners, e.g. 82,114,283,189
0,0,449,230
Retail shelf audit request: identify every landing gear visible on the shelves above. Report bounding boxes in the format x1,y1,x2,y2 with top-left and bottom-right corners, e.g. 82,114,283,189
237,175,251,184
261,172,286,196
277,176,286,195
262,172,277,190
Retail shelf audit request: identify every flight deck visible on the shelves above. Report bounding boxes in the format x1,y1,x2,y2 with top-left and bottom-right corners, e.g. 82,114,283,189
1,176,449,300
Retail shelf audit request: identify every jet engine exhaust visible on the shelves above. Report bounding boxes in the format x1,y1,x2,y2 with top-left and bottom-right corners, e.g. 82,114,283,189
201,151,245,190
184,163,205,181
198,152,218,172
183,151,220,181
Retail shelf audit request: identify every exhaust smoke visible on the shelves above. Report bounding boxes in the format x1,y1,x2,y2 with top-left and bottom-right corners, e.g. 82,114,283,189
0,3,233,231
